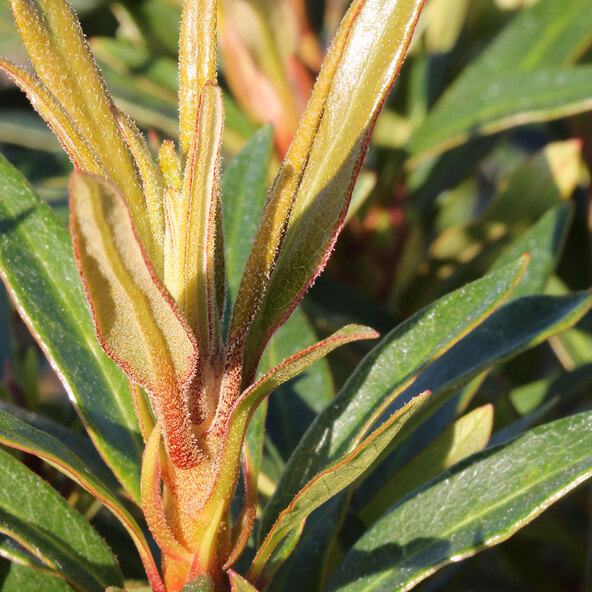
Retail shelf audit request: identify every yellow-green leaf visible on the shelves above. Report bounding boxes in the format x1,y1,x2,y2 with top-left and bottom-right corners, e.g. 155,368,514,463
70,171,200,468
10,0,149,248
169,83,225,355
229,0,425,379
179,0,218,158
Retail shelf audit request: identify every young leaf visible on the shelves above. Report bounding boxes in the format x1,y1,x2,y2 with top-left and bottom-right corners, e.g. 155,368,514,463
229,570,260,591
0,58,107,177
0,153,143,503
238,325,378,418
230,0,426,378
9,0,150,245
178,0,218,158
0,448,123,591
176,83,225,352
70,171,200,469
181,575,215,591
324,410,592,592
198,325,379,537
248,393,430,587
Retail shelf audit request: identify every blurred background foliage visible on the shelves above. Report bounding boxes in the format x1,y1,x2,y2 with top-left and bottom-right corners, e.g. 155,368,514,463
1,0,592,590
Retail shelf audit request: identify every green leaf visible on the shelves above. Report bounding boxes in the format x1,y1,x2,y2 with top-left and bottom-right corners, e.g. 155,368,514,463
266,496,349,592
239,325,378,422
359,405,493,525
408,0,592,163
9,0,150,230
0,283,12,368
261,257,527,540
223,125,274,311
0,153,143,503
0,447,123,591
492,203,572,299
0,407,161,586
180,575,215,591
229,570,259,591
263,306,335,461
231,0,425,378
0,400,118,490
0,559,74,592
408,67,592,162
356,291,592,499
249,393,429,588
324,410,592,592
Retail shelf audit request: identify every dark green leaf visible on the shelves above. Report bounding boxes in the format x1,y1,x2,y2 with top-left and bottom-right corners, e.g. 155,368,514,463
250,394,429,588
0,558,74,592
364,291,592,497
0,154,143,503
0,448,123,591
0,406,159,582
261,257,527,541
409,67,592,162
492,203,572,299
360,405,493,525
324,411,592,592
263,306,335,460
0,400,118,490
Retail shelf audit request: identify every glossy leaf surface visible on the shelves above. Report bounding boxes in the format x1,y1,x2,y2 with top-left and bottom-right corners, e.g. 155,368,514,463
325,411,592,592
360,405,493,525
408,67,592,162
0,448,123,591
360,291,592,497
492,203,572,299
0,153,142,503
261,257,527,539
0,559,74,592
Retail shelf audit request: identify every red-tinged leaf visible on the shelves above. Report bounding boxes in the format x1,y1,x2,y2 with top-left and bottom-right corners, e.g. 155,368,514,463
179,0,218,158
9,0,150,247
0,58,107,176
228,0,425,380
248,392,430,588
141,423,193,564
112,107,166,277
229,570,260,592
224,444,259,570
70,171,200,469
175,83,225,356
0,154,143,503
